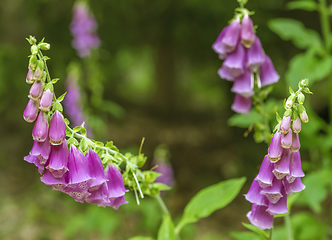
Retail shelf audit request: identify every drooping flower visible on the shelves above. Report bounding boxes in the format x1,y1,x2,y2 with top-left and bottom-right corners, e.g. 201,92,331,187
28,80,44,100
49,110,66,145
30,136,51,164
246,204,273,230
259,55,280,87
23,99,40,123
280,116,291,134
231,94,252,114
39,89,53,112
246,37,265,72
241,13,255,48
32,111,49,142
221,17,241,53
292,117,301,133
45,139,69,178
268,131,283,162
86,149,107,191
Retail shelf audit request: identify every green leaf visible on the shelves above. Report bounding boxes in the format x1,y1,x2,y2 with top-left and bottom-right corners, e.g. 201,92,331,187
176,177,246,233
95,141,104,147
285,53,332,89
242,223,269,240
228,111,263,128
286,1,317,11
57,92,67,103
64,118,70,125
52,78,60,84
230,231,265,240
52,102,63,113
157,214,175,240
72,126,81,133
268,18,322,51
43,56,50,61
127,237,155,240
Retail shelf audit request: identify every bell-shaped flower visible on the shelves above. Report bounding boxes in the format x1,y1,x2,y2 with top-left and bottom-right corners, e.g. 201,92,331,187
246,204,273,230
286,151,304,183
221,17,241,53
260,178,283,204
246,37,265,72
218,65,235,81
259,55,280,87
30,136,51,164
283,177,305,195
280,116,291,134
104,165,128,200
273,148,291,180
290,132,300,152
231,69,254,98
292,117,301,133
212,25,229,59
244,180,268,206
26,69,35,84
266,186,288,215
32,111,49,142
41,167,68,191
24,154,45,174
23,99,39,123
107,195,128,210
255,155,275,188
85,182,110,206
39,89,53,112
49,110,66,145
86,149,108,192
46,139,69,178
222,42,245,78
241,13,255,48
231,94,252,114
268,131,283,162
28,80,44,100
281,129,292,149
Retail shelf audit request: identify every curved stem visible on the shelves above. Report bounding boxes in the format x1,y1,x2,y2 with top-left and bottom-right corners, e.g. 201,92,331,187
156,194,169,215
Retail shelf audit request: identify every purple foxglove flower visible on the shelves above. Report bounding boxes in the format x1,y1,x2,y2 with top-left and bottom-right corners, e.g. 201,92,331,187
241,14,255,48
218,65,234,81
273,148,291,180
85,182,110,206
23,99,39,123
231,69,254,98
28,80,44,100
286,151,304,183
290,132,300,152
45,140,69,178
107,195,128,210
33,65,44,80
32,111,49,142
299,110,309,123
259,55,280,87
212,25,229,59
86,149,108,191
49,110,66,145
268,131,283,162
246,204,273,230
244,180,268,206
222,42,245,78
39,89,53,112
280,116,291,134
292,117,301,133
221,17,241,53
266,186,288,215
281,129,293,149
260,178,283,204
26,69,35,84
104,165,128,200
154,161,175,188
41,167,68,191
283,177,305,195
30,137,51,164
255,155,275,188
231,94,252,114
24,154,45,174
246,37,265,72
64,145,95,194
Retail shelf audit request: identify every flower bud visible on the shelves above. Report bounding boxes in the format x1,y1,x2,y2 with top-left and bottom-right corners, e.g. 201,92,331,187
33,60,45,80
26,69,35,84
297,92,305,104
23,99,39,123
241,13,256,48
49,110,66,145
281,129,292,148
39,43,50,50
268,131,283,163
297,105,308,123
292,117,301,133
290,132,300,152
280,116,291,134
32,111,49,142
285,95,295,109
39,89,53,112
29,55,38,70
28,80,44,100
31,45,38,55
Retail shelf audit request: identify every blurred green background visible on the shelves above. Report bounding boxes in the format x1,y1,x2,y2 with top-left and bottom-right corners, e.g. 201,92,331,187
0,0,327,239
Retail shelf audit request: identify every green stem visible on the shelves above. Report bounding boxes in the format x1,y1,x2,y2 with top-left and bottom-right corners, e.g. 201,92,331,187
284,215,294,240
156,194,169,215
269,227,273,240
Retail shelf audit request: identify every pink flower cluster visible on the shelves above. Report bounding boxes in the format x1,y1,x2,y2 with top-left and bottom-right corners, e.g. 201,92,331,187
245,115,306,229
212,13,280,114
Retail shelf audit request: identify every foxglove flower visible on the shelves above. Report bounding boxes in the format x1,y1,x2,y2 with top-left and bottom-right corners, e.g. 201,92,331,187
154,160,175,188
86,149,107,191
108,196,128,210
268,131,283,162
30,136,51,164
283,177,305,195
26,69,35,84
245,180,268,206
231,69,254,97
286,151,304,183
39,89,53,112
266,187,288,215
32,111,49,142
212,25,229,59
259,55,280,87
231,94,252,114
246,37,265,72
105,165,128,200
23,99,39,123
221,17,241,53
28,80,44,100
280,116,291,134
273,148,291,179
281,129,292,149
49,110,66,145
24,154,45,174
46,139,69,178
260,178,283,204
41,167,68,191
255,155,275,188
292,117,301,133
221,43,245,79
290,132,300,152
85,182,110,206
246,204,273,230
241,13,255,48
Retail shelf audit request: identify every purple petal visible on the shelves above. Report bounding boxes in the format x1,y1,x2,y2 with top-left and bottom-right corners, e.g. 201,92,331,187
268,131,283,162
46,140,69,178
281,129,293,149
244,180,268,206
231,94,252,114
260,178,283,204
32,111,49,142
221,18,241,53
246,37,265,72
107,195,128,210
212,25,229,57
255,155,275,188
23,99,40,123
246,204,273,230
105,165,128,199
86,149,108,191
273,148,291,179
290,132,300,152
30,137,52,164
49,110,66,145
231,69,254,98
266,186,288,215
259,55,280,87
241,14,256,48
222,43,245,78
286,151,305,183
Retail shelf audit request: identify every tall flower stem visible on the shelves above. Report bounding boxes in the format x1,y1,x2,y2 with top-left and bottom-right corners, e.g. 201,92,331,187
285,214,294,240
269,228,273,240
156,194,169,215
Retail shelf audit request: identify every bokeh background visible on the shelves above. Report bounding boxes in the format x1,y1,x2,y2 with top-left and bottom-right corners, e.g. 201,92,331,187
0,0,328,239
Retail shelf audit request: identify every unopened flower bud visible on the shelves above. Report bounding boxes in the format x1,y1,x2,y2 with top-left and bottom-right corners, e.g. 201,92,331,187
26,69,35,84
290,132,300,152
31,45,39,55
49,110,66,145
292,117,301,133
23,99,40,123
297,92,305,104
28,80,44,100
39,89,53,112
32,111,49,142
298,105,308,123
268,131,283,162
285,95,295,109
241,13,256,48
39,43,50,50
34,60,44,80
281,129,292,148
29,55,38,70
280,116,291,134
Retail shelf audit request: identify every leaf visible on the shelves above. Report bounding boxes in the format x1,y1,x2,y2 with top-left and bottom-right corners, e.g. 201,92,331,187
286,1,317,11
242,223,269,240
157,214,175,240
268,18,322,51
127,237,155,240
285,53,332,90
57,92,67,103
52,78,60,84
175,177,246,233
230,231,265,240
228,111,263,128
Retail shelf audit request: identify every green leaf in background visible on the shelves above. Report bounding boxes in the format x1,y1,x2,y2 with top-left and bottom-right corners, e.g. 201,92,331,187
230,231,265,240
286,1,317,11
285,52,332,90
242,223,269,240
228,111,263,128
268,18,322,51
157,214,176,240
175,177,246,233
128,237,155,240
